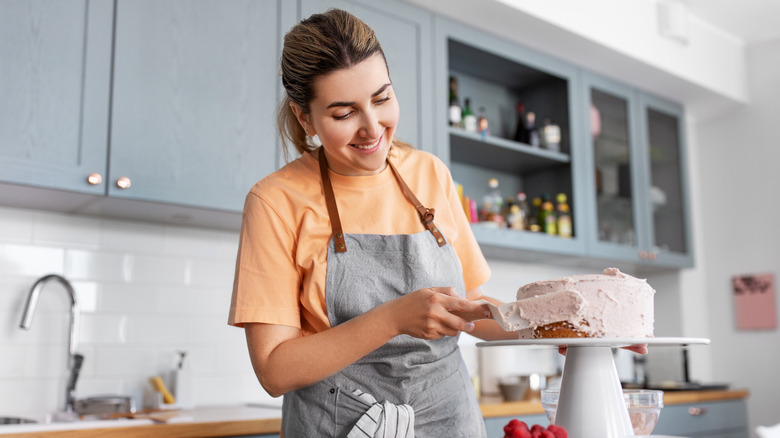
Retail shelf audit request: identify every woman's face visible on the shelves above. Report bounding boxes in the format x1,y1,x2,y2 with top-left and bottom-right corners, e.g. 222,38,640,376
294,53,399,176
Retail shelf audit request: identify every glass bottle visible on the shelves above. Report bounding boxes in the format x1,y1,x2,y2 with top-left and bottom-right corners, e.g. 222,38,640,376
556,193,572,238
516,192,530,230
540,117,561,152
463,98,477,133
448,76,462,128
525,111,540,147
543,197,557,235
480,178,503,225
513,103,529,144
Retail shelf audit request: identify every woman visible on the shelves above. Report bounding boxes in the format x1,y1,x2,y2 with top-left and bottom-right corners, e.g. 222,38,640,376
229,8,516,437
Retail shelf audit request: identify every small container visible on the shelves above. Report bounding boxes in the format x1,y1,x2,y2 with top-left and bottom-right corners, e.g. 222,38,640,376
541,389,663,435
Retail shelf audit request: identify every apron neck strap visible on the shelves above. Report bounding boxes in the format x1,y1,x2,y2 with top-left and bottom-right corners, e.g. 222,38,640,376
318,148,448,253
318,150,347,253
386,159,447,248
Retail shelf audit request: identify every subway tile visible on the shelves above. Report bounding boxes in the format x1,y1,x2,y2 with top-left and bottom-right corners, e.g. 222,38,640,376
93,345,161,378
188,258,235,287
0,345,28,377
101,220,165,253
0,206,34,244
65,249,131,282
32,211,101,249
132,253,189,285
124,315,189,344
0,378,62,417
0,244,65,277
98,283,163,314
80,313,128,344
162,226,239,259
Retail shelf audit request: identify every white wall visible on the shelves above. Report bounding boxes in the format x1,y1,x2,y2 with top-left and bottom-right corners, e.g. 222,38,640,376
0,207,276,420
693,37,780,432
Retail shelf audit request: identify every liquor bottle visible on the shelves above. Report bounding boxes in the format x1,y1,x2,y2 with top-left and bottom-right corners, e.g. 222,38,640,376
513,103,529,144
516,192,530,230
525,111,540,147
448,76,462,128
463,98,477,133
480,178,503,225
543,197,557,235
507,205,524,230
531,196,543,230
540,117,561,152
556,193,572,238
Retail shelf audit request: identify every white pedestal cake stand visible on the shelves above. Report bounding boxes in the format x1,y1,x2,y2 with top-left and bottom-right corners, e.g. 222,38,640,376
477,337,710,438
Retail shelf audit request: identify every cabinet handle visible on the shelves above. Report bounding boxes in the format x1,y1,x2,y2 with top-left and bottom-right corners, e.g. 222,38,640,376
648,251,658,261
688,407,707,416
115,176,132,189
87,173,103,185
639,250,648,259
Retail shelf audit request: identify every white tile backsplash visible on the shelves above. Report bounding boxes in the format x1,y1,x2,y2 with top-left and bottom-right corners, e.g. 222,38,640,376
0,206,272,417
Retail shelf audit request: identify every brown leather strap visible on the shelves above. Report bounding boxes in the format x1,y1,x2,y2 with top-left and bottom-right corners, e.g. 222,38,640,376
318,151,347,253
387,159,448,247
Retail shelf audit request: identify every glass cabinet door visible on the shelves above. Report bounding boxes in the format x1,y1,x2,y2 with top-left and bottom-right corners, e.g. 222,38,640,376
639,94,692,266
583,74,644,261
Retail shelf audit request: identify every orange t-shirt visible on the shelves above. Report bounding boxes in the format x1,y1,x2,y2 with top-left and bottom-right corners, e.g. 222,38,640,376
228,147,490,335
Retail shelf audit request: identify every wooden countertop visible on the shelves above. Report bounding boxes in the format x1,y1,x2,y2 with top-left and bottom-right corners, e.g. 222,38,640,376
479,389,750,418
2,390,748,437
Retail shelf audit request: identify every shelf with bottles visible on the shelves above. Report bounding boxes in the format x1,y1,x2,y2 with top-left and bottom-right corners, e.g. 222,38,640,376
447,39,572,167
456,177,575,241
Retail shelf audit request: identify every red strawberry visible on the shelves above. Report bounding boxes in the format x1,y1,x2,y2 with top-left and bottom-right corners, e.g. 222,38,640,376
531,424,546,436
547,424,568,438
504,419,521,435
511,427,532,438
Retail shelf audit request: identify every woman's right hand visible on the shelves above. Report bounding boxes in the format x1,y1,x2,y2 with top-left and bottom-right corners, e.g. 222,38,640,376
385,287,490,340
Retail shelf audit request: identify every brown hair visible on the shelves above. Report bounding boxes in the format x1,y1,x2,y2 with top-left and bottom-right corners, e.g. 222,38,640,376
277,8,409,161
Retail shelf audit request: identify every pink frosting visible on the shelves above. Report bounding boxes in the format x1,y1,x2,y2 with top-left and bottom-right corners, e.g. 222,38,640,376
515,268,655,338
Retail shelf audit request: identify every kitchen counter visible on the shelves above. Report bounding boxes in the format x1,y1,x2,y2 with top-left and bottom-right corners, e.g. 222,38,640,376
1,390,748,437
479,389,749,418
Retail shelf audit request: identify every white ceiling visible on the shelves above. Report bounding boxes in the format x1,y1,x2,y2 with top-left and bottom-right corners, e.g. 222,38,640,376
683,0,780,45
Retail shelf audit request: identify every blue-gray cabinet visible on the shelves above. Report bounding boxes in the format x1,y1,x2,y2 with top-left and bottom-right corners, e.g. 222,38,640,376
433,15,589,260
1,0,281,220
432,15,694,269
652,399,749,437
107,0,280,212
581,72,694,268
0,0,113,195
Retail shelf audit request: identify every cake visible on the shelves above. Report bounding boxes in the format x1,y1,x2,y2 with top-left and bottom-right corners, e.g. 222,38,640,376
515,268,655,339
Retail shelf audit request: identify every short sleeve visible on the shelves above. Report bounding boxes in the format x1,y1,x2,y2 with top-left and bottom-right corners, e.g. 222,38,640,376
228,190,303,328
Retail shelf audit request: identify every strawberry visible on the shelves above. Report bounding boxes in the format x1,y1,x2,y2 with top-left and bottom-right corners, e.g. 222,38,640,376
547,424,568,438
511,428,532,438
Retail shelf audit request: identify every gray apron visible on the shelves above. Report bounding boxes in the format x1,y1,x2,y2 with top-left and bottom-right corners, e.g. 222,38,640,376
281,151,486,437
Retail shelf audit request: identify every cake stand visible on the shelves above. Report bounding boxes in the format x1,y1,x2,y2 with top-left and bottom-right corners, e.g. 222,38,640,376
477,337,710,438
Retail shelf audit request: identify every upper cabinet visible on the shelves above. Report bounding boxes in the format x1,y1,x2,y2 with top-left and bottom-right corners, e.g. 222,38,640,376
0,0,280,221
434,16,588,258
434,16,693,269
0,0,113,195
582,72,693,268
108,0,279,211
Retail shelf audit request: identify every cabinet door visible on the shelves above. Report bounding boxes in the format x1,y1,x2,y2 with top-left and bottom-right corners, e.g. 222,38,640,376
0,0,113,194
581,73,645,263
109,0,279,212
651,400,748,437
636,93,693,268
299,0,434,153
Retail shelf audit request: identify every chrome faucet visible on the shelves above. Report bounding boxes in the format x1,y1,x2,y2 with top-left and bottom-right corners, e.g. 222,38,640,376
19,274,83,415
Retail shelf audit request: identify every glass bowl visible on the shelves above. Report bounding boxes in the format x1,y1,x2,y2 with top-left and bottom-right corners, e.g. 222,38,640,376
541,389,663,435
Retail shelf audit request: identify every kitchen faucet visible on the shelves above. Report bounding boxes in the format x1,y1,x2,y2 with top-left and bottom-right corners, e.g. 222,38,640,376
19,274,83,416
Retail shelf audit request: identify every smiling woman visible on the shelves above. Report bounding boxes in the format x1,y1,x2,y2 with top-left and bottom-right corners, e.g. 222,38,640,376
228,8,517,438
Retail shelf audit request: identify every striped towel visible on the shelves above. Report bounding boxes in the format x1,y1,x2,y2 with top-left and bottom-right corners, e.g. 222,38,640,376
345,390,414,438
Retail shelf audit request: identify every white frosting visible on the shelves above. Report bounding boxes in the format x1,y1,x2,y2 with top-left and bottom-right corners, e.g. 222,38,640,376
515,268,655,338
